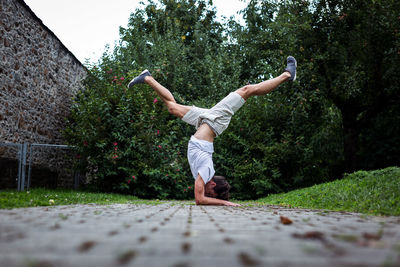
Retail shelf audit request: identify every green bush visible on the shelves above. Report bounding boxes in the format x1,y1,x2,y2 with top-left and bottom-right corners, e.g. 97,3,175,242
64,67,194,199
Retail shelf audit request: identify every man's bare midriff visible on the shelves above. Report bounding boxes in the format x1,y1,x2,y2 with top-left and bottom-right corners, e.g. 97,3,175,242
194,123,216,142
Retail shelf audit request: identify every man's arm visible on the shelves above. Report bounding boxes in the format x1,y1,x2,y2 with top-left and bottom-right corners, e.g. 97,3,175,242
194,175,240,206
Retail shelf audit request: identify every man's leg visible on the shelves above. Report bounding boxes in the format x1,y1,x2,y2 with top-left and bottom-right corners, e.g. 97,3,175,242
236,56,296,100
235,72,291,101
143,76,191,119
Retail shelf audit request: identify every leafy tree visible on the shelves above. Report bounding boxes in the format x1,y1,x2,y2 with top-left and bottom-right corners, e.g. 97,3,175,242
309,0,400,171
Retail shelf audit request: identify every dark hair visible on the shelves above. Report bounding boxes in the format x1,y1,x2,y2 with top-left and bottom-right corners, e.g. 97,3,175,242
212,176,231,200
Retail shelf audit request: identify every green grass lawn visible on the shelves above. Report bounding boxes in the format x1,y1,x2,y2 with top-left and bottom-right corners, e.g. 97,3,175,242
257,166,400,216
0,188,162,209
1,167,399,216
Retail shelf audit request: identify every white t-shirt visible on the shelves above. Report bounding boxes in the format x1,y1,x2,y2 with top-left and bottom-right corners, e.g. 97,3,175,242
187,136,215,184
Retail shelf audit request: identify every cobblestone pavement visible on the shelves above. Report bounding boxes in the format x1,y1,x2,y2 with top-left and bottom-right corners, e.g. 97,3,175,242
0,203,399,267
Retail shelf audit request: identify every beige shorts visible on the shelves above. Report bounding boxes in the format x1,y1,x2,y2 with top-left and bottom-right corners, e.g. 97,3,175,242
182,92,245,136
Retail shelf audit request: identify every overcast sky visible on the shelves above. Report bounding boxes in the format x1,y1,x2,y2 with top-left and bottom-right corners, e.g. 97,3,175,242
24,0,249,64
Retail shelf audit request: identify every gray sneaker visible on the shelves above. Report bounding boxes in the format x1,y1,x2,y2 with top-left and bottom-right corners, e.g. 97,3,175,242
128,69,151,88
285,56,297,81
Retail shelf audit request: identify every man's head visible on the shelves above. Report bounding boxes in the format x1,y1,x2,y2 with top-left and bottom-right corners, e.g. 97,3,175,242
204,176,231,200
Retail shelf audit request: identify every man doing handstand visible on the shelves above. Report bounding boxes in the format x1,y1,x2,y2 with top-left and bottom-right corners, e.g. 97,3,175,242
128,56,297,206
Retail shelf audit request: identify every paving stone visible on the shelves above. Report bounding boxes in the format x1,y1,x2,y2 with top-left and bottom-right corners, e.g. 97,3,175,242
0,203,400,267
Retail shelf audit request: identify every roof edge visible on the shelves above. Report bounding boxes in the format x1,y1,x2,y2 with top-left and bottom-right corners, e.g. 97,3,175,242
17,0,88,72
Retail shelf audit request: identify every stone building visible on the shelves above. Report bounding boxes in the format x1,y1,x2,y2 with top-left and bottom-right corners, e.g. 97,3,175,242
0,0,87,188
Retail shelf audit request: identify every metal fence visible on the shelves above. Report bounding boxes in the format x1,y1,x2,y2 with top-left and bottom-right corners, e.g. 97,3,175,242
0,143,27,191
0,142,81,191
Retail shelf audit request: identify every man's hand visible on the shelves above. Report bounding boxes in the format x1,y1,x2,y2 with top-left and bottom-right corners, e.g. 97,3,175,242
223,201,241,207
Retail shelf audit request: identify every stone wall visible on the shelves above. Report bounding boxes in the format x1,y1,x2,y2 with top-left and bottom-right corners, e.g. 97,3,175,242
0,0,87,188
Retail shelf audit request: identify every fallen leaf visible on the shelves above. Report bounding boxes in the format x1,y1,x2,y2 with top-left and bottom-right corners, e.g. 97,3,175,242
363,232,381,241
181,242,191,254
280,216,293,225
292,231,325,240
77,241,96,252
118,250,137,264
224,237,234,244
238,252,261,266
